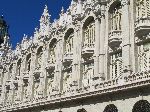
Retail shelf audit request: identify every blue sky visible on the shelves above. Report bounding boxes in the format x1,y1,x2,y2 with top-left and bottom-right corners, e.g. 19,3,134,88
0,0,71,49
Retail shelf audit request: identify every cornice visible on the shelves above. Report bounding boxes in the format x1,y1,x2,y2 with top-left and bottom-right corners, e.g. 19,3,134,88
2,70,150,111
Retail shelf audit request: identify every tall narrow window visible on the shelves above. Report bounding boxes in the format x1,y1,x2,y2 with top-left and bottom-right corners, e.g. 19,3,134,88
64,29,74,55
46,39,57,95
36,47,43,70
136,0,150,20
109,2,122,32
63,29,74,93
49,39,57,64
83,19,95,49
81,17,95,88
110,52,122,79
138,43,150,71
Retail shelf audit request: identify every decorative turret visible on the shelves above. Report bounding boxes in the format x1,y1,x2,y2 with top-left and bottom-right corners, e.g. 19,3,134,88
39,5,51,36
0,15,9,47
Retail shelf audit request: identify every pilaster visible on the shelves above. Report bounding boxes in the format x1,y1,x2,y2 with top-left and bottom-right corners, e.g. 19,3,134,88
77,23,83,88
99,11,106,81
121,0,132,76
93,17,100,81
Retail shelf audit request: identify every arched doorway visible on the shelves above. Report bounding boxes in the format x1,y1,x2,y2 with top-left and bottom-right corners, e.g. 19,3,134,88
104,104,118,112
132,100,150,112
77,108,87,112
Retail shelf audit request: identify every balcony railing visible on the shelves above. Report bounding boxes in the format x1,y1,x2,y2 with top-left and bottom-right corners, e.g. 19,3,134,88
2,69,150,111
108,30,122,49
45,60,55,70
23,72,29,79
63,52,73,63
135,17,150,36
82,43,94,58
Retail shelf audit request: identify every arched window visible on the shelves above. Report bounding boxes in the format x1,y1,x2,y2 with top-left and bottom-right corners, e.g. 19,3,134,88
83,16,95,49
103,104,118,112
108,1,123,80
77,108,87,112
62,28,74,93
132,100,150,112
64,29,74,54
109,1,122,32
81,16,95,88
36,47,43,70
49,38,57,64
46,39,57,95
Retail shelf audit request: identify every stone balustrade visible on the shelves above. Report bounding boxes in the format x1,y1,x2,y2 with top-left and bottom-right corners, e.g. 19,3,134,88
2,70,150,111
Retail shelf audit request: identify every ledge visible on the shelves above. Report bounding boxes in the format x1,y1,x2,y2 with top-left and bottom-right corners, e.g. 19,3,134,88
1,70,150,111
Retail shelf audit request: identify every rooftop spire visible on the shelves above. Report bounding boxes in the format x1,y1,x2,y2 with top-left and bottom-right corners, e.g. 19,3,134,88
39,5,51,36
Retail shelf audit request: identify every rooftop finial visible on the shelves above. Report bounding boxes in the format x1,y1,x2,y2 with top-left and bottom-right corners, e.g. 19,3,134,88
61,7,64,15
39,5,51,36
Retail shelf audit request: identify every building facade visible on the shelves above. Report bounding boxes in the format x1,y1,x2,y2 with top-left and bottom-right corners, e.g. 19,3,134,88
0,0,150,112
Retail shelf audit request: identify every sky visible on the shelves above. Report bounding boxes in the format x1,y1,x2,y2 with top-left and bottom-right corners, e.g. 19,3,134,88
0,0,72,49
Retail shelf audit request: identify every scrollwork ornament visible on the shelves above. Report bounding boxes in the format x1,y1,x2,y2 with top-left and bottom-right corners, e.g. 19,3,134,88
121,0,130,6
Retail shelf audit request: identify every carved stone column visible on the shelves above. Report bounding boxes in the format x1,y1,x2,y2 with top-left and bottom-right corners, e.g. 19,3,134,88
30,52,36,100
121,0,132,75
99,13,106,80
72,25,80,88
93,17,100,81
77,23,83,88
20,56,27,101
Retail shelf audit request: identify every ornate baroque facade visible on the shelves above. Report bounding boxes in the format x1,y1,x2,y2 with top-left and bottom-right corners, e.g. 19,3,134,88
0,0,150,112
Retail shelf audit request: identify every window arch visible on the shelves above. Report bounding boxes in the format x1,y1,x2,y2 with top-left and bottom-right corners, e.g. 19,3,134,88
46,38,57,95
64,28,74,55
48,38,57,64
81,16,95,88
108,1,122,32
36,46,43,70
103,104,118,112
82,16,95,49
77,108,87,112
62,28,74,93
132,100,150,112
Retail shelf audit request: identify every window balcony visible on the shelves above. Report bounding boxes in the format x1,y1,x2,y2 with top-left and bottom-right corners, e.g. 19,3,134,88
45,60,55,70
135,17,150,36
23,72,29,79
82,43,94,58
108,30,122,49
5,80,11,86
63,52,73,64
33,70,41,78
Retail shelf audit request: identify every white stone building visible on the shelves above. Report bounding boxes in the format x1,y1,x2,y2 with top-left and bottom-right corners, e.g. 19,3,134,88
0,0,150,112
